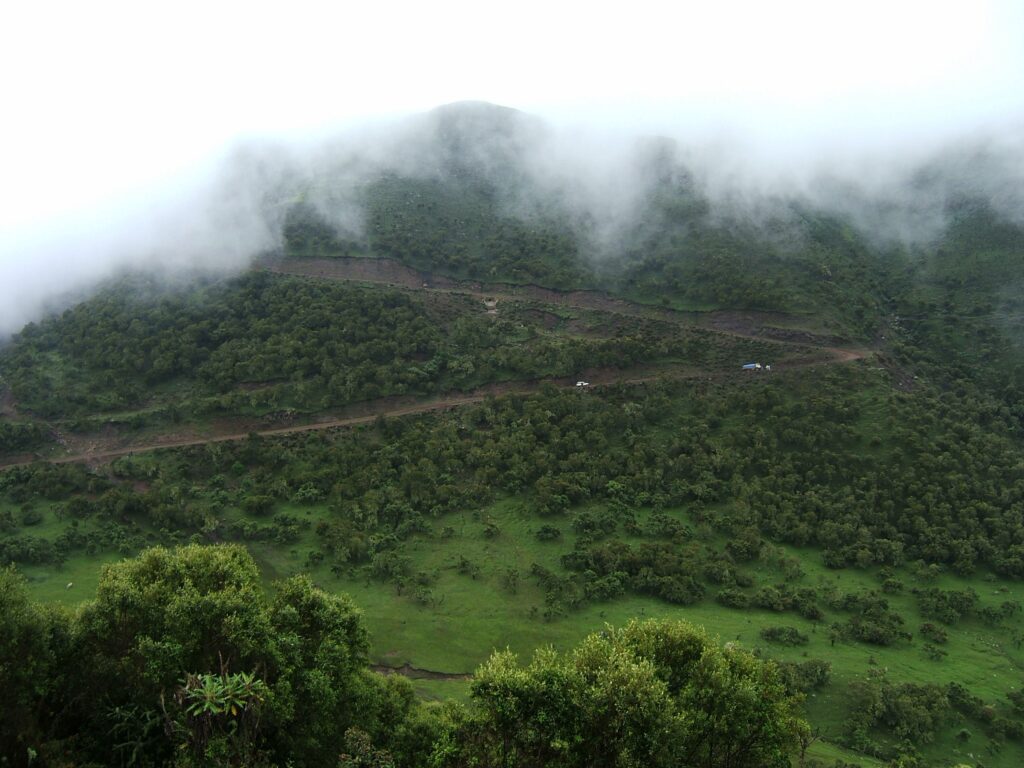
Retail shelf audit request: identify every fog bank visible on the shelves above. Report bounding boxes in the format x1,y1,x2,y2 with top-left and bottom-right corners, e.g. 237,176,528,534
3,101,1024,337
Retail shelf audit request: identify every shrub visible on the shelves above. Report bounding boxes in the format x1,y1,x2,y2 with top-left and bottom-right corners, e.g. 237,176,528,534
760,626,810,646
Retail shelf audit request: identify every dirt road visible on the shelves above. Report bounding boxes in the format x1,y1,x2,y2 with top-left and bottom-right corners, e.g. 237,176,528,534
0,353,863,470
0,260,871,469
266,257,850,347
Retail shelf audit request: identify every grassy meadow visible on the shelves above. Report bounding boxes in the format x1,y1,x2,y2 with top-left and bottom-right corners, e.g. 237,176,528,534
21,493,1024,766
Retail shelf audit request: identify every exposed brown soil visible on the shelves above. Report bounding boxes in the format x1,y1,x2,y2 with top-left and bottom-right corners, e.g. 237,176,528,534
828,347,870,364
704,310,850,346
1,391,489,469
272,257,661,322
371,663,471,681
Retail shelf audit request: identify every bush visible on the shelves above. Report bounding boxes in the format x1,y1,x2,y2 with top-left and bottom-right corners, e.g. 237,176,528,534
448,618,808,768
716,587,751,609
20,506,43,527
914,587,978,624
918,622,948,644
760,626,810,646
535,524,562,541
778,659,832,692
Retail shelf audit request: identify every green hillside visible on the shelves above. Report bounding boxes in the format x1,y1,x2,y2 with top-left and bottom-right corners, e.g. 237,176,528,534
3,104,1024,767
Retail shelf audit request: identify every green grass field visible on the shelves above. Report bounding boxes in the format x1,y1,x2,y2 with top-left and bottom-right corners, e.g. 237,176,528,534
5,288,1024,765
25,495,1024,766
320,501,1024,766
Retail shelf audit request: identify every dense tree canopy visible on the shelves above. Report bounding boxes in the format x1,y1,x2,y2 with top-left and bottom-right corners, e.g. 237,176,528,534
0,271,763,424
442,619,806,768
0,546,806,768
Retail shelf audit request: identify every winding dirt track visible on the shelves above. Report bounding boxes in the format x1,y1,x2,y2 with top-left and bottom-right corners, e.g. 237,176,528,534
0,259,870,470
267,257,852,346
0,368,755,469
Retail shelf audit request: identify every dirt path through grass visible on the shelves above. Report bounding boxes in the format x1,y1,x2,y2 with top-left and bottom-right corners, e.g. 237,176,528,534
371,663,471,681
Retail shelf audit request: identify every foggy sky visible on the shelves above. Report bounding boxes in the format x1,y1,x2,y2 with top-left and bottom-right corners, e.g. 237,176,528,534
1,0,1023,336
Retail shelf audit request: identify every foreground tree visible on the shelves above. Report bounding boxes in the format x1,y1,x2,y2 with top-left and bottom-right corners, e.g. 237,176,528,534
0,568,71,767
65,544,418,767
4,547,809,767
436,618,808,768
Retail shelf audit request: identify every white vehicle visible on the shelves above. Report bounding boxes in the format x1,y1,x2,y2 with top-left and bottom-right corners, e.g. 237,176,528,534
575,381,590,387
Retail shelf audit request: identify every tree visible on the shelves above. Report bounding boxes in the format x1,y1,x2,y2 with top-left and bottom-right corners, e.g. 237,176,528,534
167,668,270,766
64,544,404,767
0,567,71,767
438,619,806,768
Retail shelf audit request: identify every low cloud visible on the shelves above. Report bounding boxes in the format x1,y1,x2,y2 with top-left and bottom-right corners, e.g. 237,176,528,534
1,102,1023,337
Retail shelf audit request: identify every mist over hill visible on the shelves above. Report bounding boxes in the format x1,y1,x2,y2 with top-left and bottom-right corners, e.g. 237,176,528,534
7,107,1024,768
1,100,1023,338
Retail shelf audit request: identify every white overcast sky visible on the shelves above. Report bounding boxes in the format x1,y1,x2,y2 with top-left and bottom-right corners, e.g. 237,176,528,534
0,0,1022,284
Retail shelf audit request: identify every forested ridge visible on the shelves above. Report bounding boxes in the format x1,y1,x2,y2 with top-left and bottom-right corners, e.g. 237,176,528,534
0,271,768,435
